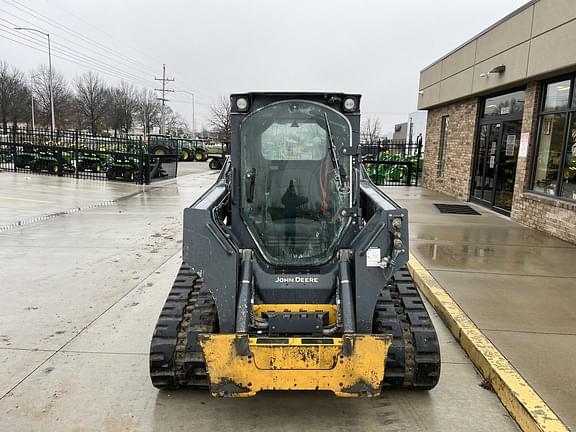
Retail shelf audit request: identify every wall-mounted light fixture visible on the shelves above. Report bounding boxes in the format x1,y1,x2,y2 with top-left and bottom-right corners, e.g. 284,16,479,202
489,64,506,74
480,64,506,78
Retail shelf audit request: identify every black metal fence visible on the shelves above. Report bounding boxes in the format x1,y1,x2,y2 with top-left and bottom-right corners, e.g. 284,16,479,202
0,127,179,184
1,127,423,187
361,136,423,186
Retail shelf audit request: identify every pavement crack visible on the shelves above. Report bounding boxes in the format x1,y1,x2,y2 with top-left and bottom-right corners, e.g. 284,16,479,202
0,347,55,353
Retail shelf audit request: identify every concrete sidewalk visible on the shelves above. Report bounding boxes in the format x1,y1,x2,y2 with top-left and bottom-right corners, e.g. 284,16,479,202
386,187,576,430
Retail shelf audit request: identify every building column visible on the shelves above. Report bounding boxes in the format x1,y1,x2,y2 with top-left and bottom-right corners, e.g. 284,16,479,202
511,81,540,220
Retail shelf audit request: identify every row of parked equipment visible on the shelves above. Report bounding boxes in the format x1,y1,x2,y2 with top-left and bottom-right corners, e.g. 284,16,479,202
0,131,230,182
10,143,142,181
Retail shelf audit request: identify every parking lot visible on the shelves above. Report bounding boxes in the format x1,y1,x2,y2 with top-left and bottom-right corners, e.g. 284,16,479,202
0,164,523,431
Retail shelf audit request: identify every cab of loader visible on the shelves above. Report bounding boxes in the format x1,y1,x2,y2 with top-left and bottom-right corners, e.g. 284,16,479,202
237,97,353,267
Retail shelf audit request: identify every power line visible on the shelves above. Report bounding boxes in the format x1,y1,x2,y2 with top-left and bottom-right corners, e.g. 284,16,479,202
2,0,214,102
0,22,155,87
0,29,152,87
43,0,164,70
1,0,216,116
37,0,212,100
1,0,159,77
0,27,151,87
0,9,156,86
1,31,202,131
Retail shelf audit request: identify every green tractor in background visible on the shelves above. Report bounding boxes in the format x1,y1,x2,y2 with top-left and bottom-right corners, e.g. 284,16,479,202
31,148,75,175
76,150,107,174
14,143,75,175
105,153,140,182
73,138,111,174
178,138,208,162
148,134,177,156
148,134,207,162
13,143,37,168
179,138,206,162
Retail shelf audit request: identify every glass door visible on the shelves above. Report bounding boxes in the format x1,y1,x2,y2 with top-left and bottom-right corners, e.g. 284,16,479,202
472,121,521,214
473,123,501,204
473,89,525,215
494,121,522,211
473,125,488,200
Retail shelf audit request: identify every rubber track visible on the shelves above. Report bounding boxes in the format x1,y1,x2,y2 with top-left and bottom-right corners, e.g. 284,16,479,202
149,263,216,389
374,267,441,389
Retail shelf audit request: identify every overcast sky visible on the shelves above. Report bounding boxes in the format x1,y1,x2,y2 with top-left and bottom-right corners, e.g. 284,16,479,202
1,0,528,133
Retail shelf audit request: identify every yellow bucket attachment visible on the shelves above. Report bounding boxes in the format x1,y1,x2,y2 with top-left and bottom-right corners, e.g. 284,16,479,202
198,334,391,397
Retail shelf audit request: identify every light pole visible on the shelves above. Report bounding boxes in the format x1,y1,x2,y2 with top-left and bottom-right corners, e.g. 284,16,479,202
30,75,35,130
175,90,196,135
15,27,55,132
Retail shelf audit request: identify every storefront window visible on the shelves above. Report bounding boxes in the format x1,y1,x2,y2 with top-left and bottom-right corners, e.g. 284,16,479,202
531,76,576,201
533,113,566,195
544,80,571,111
483,90,525,117
562,117,576,200
438,116,449,176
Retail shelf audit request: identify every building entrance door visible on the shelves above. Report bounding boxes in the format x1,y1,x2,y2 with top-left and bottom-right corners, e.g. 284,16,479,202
472,120,522,214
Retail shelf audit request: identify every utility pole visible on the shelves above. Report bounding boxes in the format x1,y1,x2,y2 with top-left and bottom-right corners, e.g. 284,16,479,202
154,64,174,135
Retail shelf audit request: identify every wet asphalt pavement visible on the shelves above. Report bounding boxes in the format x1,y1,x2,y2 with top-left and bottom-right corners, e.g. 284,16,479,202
0,164,519,432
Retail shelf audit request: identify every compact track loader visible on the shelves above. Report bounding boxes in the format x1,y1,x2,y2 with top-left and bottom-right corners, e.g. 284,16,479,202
150,92,440,397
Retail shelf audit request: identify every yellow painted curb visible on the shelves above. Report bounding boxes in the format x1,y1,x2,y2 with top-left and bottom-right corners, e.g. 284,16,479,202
408,253,570,432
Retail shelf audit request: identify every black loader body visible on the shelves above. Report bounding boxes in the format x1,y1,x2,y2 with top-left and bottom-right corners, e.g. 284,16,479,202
150,92,440,397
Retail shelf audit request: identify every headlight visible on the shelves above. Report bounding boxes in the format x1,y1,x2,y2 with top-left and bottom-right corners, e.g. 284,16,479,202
235,97,249,112
343,97,356,112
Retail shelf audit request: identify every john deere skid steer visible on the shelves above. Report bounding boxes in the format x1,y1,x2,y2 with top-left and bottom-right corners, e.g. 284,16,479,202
150,92,440,397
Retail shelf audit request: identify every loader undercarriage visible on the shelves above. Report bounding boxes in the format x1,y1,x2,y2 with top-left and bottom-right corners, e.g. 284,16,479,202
150,263,440,395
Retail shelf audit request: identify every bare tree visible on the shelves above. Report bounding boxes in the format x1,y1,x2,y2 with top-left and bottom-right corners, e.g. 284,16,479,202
164,106,190,136
361,117,382,145
75,71,109,135
208,96,231,142
32,65,74,129
136,88,161,135
0,61,30,132
107,82,138,136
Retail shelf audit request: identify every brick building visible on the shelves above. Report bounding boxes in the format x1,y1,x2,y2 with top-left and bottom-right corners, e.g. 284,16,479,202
418,0,576,244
